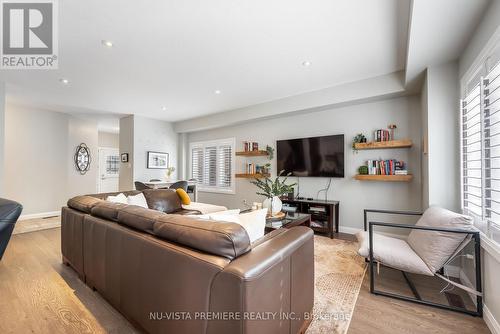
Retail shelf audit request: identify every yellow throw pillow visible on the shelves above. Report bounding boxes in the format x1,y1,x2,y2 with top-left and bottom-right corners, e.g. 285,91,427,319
176,188,191,205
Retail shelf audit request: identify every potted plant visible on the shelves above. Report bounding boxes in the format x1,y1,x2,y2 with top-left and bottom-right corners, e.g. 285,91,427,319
164,166,175,181
250,170,296,216
266,145,274,160
352,133,367,153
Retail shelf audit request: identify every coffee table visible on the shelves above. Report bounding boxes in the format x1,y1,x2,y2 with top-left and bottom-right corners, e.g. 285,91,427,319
265,212,311,233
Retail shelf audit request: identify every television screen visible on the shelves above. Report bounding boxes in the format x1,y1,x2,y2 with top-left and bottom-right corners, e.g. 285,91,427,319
276,134,344,177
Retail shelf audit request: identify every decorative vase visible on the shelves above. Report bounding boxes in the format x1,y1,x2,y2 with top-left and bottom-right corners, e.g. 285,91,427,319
263,196,283,215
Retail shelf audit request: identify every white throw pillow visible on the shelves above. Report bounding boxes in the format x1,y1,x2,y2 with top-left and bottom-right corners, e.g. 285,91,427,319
407,206,474,274
236,209,268,243
106,193,127,204
127,193,148,208
198,208,267,243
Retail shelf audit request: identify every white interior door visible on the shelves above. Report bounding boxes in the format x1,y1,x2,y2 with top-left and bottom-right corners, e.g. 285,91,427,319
98,148,120,193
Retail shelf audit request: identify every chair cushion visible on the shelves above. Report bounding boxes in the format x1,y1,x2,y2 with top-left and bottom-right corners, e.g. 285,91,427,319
153,214,251,260
176,188,191,205
407,206,474,273
142,189,182,213
356,231,433,276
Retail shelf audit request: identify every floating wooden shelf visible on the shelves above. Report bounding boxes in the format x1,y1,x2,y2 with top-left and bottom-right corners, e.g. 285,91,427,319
354,174,413,182
354,139,413,150
235,150,269,157
236,173,270,179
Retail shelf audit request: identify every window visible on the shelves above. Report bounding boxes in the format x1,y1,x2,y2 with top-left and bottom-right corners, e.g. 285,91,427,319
106,155,120,174
190,138,235,193
461,56,500,239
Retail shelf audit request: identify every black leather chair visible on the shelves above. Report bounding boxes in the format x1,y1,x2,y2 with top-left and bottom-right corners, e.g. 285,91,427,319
0,198,23,260
134,181,151,191
169,180,188,192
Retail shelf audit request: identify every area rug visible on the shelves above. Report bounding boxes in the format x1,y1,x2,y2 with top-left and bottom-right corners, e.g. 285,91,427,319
306,235,366,334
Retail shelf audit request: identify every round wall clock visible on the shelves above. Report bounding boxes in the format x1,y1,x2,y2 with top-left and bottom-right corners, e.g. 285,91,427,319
74,143,91,175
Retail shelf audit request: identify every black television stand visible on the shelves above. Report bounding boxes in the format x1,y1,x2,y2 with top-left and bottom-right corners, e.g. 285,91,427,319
281,197,339,239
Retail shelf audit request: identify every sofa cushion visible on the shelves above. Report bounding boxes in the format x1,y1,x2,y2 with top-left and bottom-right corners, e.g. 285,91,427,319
407,206,474,273
91,202,128,221
142,189,182,213
356,231,433,276
117,205,166,231
67,196,103,213
153,215,251,260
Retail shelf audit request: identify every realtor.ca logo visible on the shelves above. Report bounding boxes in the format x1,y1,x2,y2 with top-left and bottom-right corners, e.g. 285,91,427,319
0,0,58,69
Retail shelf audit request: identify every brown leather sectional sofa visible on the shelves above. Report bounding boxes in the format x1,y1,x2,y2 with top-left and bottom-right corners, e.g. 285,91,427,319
61,189,314,334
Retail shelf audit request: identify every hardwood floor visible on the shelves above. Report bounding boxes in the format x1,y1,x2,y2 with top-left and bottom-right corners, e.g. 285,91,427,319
0,227,137,334
349,274,490,334
0,228,491,334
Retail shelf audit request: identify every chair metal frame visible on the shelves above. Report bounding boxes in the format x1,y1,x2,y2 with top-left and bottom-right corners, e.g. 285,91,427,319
364,209,483,317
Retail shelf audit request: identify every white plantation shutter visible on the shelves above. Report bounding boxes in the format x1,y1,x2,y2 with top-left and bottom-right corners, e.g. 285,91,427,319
204,146,217,187
218,144,232,188
462,84,483,218
190,138,235,193
484,61,500,226
191,147,204,184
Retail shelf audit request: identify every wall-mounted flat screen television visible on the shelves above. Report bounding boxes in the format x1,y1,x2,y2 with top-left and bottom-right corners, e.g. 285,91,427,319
276,134,344,177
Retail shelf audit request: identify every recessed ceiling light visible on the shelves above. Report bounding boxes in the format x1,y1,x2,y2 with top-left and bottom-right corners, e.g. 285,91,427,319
214,90,221,95
101,40,113,48
161,106,167,111
59,78,69,84
302,61,312,67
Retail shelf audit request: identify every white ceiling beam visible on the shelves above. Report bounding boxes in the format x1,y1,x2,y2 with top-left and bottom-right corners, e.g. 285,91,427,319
174,71,406,133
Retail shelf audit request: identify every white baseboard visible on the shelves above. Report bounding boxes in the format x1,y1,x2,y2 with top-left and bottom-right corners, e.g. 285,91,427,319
19,211,60,221
339,226,362,235
485,305,500,334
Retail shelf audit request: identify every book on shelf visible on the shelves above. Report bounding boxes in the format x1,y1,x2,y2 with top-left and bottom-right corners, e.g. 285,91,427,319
373,129,393,142
366,159,407,176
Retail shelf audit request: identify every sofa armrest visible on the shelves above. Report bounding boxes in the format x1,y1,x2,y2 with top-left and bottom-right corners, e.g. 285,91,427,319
222,226,313,280
207,226,314,334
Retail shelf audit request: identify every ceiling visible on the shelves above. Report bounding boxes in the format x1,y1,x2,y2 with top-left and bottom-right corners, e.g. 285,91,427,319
1,0,411,123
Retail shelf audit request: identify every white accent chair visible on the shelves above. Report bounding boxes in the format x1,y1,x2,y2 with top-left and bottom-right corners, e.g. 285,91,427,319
356,206,482,316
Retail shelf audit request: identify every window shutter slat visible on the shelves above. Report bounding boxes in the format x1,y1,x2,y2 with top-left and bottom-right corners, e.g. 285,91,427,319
462,84,484,218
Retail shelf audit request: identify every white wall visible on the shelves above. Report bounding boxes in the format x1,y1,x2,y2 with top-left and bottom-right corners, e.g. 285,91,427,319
4,104,98,215
420,74,429,209
119,115,178,190
187,96,422,232
459,0,500,79
133,115,177,182
67,117,98,199
423,61,460,212
119,116,134,191
98,131,119,148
